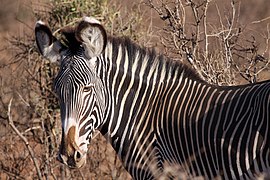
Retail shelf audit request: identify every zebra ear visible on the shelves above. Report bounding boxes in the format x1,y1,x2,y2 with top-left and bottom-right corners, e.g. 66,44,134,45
35,21,64,63
75,17,107,59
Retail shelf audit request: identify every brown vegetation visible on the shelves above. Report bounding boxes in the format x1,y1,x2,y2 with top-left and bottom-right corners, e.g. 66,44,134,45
0,0,269,179
147,0,270,85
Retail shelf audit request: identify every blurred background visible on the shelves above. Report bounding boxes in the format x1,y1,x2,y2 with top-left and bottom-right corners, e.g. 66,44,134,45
0,0,269,179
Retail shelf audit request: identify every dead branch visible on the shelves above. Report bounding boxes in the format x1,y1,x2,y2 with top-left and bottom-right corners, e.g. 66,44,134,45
7,98,43,180
252,16,270,24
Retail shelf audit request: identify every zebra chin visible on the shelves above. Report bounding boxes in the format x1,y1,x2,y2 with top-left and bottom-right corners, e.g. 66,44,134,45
57,152,87,169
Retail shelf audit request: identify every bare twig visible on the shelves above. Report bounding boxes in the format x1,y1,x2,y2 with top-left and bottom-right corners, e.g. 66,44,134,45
16,92,30,107
7,98,43,180
252,16,270,24
203,0,212,59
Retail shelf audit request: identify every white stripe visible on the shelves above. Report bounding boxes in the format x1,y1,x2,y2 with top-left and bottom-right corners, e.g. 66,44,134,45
116,48,129,103
118,52,140,155
111,48,130,137
108,45,122,134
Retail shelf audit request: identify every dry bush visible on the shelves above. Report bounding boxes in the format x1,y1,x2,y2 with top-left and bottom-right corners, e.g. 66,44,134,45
146,0,270,85
0,0,151,179
1,0,270,179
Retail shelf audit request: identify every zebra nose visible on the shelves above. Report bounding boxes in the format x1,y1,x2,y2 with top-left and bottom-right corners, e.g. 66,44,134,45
57,126,87,168
69,150,86,168
74,150,82,162
73,150,87,168
57,151,86,168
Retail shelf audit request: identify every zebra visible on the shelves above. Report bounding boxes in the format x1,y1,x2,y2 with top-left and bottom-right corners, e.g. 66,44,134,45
35,17,270,179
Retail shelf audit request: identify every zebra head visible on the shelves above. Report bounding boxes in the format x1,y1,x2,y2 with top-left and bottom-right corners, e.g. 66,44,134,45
35,17,107,168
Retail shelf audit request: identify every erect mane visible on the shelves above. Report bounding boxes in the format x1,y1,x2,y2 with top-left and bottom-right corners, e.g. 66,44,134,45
60,26,82,51
107,35,205,82
59,25,204,82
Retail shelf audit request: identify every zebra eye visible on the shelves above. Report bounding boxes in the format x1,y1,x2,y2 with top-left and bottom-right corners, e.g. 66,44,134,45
83,84,94,92
83,86,92,93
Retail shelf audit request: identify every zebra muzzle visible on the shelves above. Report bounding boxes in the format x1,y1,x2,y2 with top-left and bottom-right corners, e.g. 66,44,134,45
57,151,86,168
57,126,87,168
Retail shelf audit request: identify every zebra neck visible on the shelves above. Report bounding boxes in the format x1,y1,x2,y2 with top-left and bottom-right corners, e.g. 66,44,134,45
99,38,206,154
102,37,204,89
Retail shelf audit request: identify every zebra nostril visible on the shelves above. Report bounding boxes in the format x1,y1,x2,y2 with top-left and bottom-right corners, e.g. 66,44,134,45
75,150,82,161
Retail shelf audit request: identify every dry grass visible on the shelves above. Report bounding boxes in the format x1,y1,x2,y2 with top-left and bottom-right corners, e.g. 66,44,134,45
0,0,151,179
0,0,270,179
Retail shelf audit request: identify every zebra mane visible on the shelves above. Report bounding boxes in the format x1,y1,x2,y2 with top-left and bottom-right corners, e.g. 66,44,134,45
60,26,82,52
59,25,204,82
107,35,205,82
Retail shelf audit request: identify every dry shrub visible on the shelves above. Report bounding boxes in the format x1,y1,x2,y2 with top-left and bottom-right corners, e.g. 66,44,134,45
146,0,270,85
0,0,151,179
1,0,270,179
